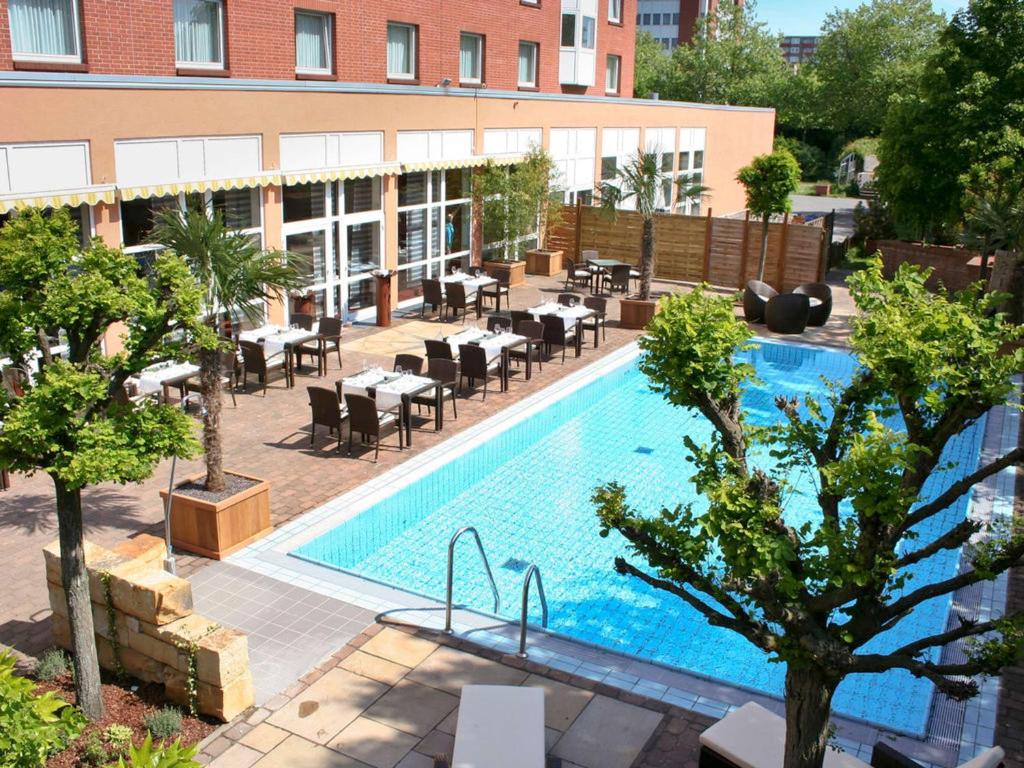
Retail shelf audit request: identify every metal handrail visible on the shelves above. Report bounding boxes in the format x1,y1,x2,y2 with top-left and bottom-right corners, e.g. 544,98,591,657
444,526,501,634
516,564,549,659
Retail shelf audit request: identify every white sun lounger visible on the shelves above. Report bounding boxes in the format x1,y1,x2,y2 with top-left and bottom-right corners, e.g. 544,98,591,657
452,685,545,768
699,702,1005,768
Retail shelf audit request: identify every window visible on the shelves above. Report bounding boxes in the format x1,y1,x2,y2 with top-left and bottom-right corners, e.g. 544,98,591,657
560,14,576,47
0,204,91,249
387,22,416,79
672,13,680,24
7,0,81,62
174,0,224,68
517,41,538,87
459,32,483,83
636,13,641,24
641,13,650,25
605,55,620,94
581,16,596,48
295,11,331,75
608,0,622,23
601,156,617,181
652,13,661,25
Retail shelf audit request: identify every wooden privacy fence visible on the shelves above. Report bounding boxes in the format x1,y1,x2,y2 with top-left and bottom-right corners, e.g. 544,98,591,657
547,204,828,292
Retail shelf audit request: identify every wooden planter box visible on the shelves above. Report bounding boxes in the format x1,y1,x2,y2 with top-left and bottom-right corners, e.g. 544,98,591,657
814,183,832,196
160,472,271,560
619,297,660,330
525,249,564,277
483,260,527,288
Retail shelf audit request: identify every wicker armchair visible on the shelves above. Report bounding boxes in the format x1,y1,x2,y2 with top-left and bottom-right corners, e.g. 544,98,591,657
393,354,424,375
239,340,288,395
411,357,459,421
424,339,454,361
307,385,348,452
421,279,445,320
743,280,778,323
343,392,403,462
445,282,477,324
297,316,343,376
765,294,811,335
508,319,544,374
458,344,501,400
793,283,833,327
540,314,577,363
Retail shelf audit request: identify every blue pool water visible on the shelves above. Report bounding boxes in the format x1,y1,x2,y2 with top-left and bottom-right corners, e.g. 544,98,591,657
293,340,985,735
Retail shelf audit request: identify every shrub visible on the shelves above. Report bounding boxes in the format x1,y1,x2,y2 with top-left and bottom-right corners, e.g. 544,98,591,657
852,199,897,246
81,731,111,766
110,734,200,768
34,648,71,682
105,724,134,755
143,707,182,740
774,136,828,181
0,651,86,765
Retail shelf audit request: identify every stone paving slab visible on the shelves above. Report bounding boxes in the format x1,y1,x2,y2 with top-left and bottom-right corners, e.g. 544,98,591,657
552,695,664,768
267,668,389,744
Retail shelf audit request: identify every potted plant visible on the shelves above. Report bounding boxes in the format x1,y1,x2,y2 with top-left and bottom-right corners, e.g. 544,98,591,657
152,207,305,559
736,148,802,282
599,153,708,329
478,147,563,285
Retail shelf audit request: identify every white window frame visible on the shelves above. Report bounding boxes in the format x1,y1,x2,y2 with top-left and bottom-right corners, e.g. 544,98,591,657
7,0,82,64
387,22,417,80
605,54,620,94
581,15,597,49
517,41,538,88
280,180,385,322
459,32,483,84
174,0,225,70
608,0,622,24
294,10,332,76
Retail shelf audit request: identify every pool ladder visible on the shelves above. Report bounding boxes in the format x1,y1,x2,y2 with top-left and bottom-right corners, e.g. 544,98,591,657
442,526,550,659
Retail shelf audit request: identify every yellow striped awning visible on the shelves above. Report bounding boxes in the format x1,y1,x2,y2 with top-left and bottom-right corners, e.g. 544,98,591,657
400,153,525,173
282,161,402,186
118,172,281,201
0,185,117,214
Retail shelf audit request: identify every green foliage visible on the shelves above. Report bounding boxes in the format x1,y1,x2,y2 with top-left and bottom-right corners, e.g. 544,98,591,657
878,0,1024,238
961,156,1024,257
594,264,1024,758
774,137,828,181
812,0,945,137
852,201,897,247
104,724,134,756
82,731,112,766
110,734,199,768
143,707,182,741
737,150,802,219
34,648,71,682
632,31,670,99
599,152,665,221
478,147,561,261
0,651,86,765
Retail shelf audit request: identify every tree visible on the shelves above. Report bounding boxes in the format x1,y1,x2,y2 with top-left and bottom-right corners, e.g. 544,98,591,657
658,0,789,108
478,147,562,262
598,152,670,301
594,268,1024,768
0,209,206,719
736,149,801,281
812,0,945,138
877,0,1024,238
961,156,1024,278
151,207,303,493
632,31,670,99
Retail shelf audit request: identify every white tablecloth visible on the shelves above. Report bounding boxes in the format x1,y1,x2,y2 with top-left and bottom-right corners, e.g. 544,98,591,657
528,303,590,331
340,369,398,402
444,327,488,357
260,328,314,358
479,332,527,361
440,274,497,297
237,324,284,343
137,362,200,394
375,374,436,411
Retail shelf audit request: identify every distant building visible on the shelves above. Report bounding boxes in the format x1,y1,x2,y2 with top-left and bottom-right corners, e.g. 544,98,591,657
637,0,744,51
781,36,820,68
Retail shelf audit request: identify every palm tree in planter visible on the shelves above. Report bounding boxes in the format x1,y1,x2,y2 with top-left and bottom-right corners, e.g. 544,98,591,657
151,206,305,558
599,152,709,329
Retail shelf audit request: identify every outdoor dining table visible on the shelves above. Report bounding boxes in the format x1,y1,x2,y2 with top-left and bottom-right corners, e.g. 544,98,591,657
527,302,597,356
238,324,319,387
444,327,533,390
586,258,630,294
441,272,501,313
135,360,201,404
339,368,444,446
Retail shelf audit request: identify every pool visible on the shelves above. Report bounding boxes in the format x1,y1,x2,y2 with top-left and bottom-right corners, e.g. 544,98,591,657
292,339,985,736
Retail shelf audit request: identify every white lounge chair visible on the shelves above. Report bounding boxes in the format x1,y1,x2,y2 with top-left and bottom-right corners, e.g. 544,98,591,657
699,702,1005,768
452,685,545,768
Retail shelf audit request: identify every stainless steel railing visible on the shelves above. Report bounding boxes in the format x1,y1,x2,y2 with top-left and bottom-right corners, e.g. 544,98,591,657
444,526,501,634
516,564,549,659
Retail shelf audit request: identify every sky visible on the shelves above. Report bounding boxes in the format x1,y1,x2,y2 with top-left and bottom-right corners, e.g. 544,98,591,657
754,0,967,36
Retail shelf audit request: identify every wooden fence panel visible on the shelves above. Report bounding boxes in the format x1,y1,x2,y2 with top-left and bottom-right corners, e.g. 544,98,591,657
709,218,747,288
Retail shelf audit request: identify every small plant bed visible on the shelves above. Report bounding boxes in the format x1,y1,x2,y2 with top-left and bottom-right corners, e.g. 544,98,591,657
173,472,260,504
37,666,214,768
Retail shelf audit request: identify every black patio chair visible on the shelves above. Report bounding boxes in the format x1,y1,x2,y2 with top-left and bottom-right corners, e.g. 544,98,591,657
458,344,501,400
487,314,513,333
743,280,778,323
239,340,289,396
765,293,811,335
393,354,424,375
480,271,511,312
445,282,476,324
793,282,833,327
424,339,455,361
508,319,544,373
540,313,577,363
563,260,592,291
582,296,608,343
344,392,403,462
411,357,459,421
307,385,348,452
558,293,583,307
421,279,445,320
509,310,533,334
297,316,343,375
290,313,314,331
601,264,632,295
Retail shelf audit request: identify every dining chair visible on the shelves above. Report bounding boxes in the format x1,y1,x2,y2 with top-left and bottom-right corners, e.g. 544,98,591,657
457,344,501,400
601,264,632,295
297,316,343,375
509,310,533,334
290,313,314,331
480,270,510,311
557,293,582,307
445,282,476,324
508,319,544,373
412,357,459,421
582,296,608,343
563,261,592,292
394,353,424,375
487,314,513,333
307,385,349,452
424,339,455,361
184,347,239,407
421,279,446,320
344,392,403,462
540,314,577,363
239,340,288,396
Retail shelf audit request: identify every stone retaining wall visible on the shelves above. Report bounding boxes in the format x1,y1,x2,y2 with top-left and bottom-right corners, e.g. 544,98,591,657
44,534,253,721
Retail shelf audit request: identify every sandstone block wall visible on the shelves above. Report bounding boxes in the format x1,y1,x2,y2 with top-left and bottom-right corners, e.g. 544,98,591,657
44,534,253,722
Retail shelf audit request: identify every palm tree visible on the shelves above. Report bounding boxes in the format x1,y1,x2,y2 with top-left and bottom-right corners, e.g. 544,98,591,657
152,207,305,493
599,152,709,300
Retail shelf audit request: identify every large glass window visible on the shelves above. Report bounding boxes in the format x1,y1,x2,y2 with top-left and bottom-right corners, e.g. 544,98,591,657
459,32,483,83
281,179,384,320
396,170,472,302
295,11,331,75
7,0,81,62
518,41,537,87
560,14,576,47
387,22,416,79
608,0,622,23
174,0,224,68
605,55,620,94
581,16,596,48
